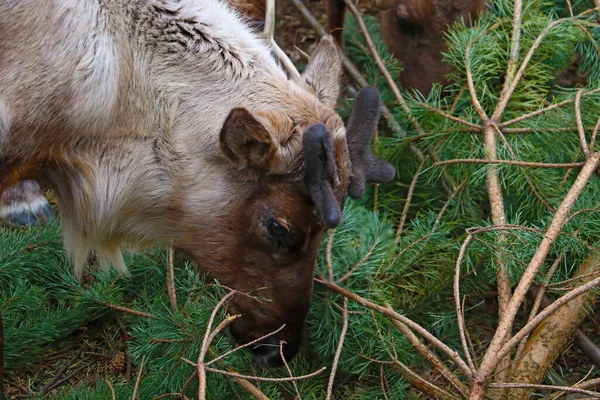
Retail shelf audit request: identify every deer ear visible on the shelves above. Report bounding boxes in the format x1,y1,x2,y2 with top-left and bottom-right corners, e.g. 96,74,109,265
301,36,342,108
219,108,276,170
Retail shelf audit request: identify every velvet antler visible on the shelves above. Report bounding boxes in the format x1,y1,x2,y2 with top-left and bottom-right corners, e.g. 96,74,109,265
303,123,342,229
346,87,396,199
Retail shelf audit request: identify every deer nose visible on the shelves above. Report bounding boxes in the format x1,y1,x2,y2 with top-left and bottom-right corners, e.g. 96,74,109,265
251,336,300,368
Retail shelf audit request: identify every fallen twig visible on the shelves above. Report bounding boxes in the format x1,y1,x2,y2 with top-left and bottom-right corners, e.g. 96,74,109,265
167,247,178,312
131,355,146,400
40,347,85,395
106,378,116,400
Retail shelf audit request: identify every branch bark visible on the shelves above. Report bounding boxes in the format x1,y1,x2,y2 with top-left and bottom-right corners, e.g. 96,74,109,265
508,251,600,399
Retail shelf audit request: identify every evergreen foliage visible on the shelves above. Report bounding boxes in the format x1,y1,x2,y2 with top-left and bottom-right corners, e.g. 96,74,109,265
3,0,600,398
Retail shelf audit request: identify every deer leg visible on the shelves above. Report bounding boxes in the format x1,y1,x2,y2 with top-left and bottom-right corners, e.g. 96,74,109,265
0,180,53,226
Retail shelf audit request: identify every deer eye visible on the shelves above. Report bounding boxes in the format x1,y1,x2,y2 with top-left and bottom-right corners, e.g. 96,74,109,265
268,220,288,237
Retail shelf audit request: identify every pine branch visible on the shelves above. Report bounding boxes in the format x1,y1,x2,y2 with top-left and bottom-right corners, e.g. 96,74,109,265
475,152,600,395
314,278,474,378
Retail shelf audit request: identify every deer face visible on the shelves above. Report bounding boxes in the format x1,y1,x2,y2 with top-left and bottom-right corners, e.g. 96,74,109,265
183,37,395,368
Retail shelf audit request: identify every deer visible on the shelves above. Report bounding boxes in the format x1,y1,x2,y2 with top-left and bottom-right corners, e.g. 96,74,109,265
327,0,488,95
0,0,394,367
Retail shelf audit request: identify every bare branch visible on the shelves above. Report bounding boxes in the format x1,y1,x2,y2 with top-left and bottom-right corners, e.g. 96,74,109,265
326,298,348,400
206,324,286,366
499,89,600,128
590,116,600,152
280,341,301,400
197,291,238,400
395,162,423,243
466,43,489,122
489,382,600,398
476,152,600,385
576,88,590,156
183,358,327,382
102,303,155,319
264,0,300,79
414,102,482,130
434,159,586,168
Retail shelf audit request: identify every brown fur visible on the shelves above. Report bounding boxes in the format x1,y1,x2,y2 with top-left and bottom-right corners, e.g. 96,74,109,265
382,0,488,95
0,0,392,367
314,0,488,95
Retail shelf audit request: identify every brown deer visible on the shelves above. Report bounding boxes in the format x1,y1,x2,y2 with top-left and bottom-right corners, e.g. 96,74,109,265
0,0,394,367
327,0,488,95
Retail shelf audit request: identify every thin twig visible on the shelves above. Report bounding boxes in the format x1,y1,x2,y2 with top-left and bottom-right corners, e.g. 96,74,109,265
395,162,423,243
131,355,146,400
489,383,600,398
106,378,116,400
207,324,286,366
389,318,470,397
336,241,378,284
393,359,460,400
466,43,489,122
491,0,523,122
326,298,348,400
415,102,482,130
183,358,327,382
167,247,178,312
263,0,300,79
103,303,155,319
314,279,474,378
197,290,238,400
499,89,600,128
576,88,590,156
280,341,301,399
233,376,270,400
326,230,335,282
454,233,477,373
551,377,600,400
493,16,577,122
380,365,390,400
434,159,586,168
590,116,600,152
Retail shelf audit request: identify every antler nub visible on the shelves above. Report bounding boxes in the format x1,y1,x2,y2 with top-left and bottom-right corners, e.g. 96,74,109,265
303,123,342,228
346,87,396,199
